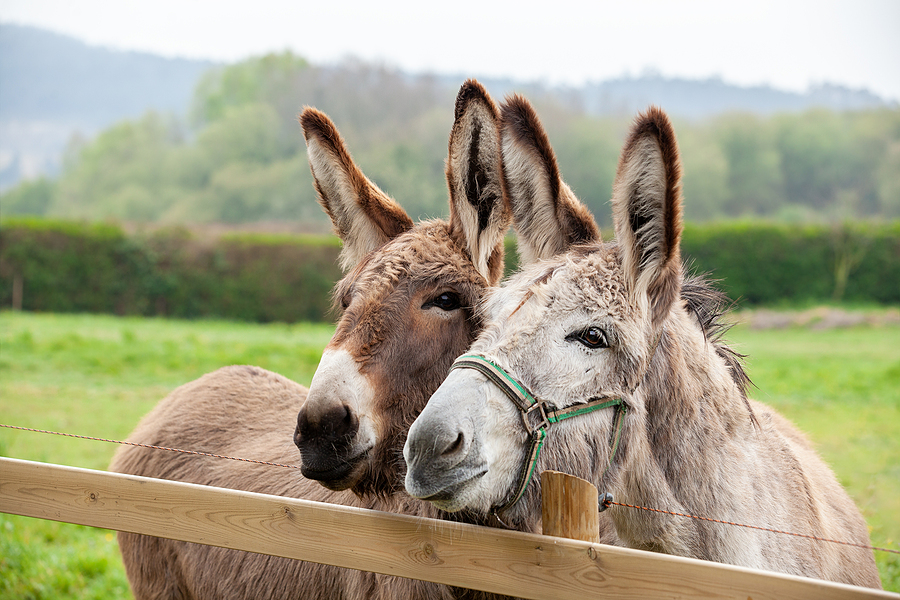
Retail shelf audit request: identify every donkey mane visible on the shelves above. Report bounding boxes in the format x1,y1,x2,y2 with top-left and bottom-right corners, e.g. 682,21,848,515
679,270,751,398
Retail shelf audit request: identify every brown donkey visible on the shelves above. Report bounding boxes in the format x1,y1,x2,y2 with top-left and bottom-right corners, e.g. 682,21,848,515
405,96,882,588
110,80,516,600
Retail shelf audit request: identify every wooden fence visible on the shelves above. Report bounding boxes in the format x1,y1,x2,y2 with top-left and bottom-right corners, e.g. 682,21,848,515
0,457,894,599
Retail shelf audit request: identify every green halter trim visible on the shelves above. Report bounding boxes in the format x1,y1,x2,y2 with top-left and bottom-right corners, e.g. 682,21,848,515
450,354,628,515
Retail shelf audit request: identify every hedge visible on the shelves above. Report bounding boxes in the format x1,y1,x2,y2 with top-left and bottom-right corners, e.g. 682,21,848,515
1,218,897,323
680,221,900,305
0,219,342,323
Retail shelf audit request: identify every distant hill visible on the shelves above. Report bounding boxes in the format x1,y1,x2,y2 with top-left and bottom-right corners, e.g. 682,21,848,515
0,23,215,126
0,23,215,188
0,23,895,191
457,73,892,121
573,74,890,119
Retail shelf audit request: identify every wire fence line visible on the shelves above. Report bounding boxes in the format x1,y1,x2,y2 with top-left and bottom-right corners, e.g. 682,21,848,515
2,422,897,557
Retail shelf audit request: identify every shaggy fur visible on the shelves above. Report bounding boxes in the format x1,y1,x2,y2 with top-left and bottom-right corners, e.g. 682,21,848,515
405,99,882,588
110,80,518,600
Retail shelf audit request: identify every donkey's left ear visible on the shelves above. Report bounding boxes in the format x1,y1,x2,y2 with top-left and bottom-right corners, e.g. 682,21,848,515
446,79,511,284
612,106,683,326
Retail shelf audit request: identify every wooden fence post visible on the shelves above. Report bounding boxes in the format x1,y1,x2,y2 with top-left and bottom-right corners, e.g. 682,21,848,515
12,274,23,311
541,470,600,543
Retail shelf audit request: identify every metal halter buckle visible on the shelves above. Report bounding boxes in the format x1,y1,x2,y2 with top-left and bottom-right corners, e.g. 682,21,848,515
522,401,550,434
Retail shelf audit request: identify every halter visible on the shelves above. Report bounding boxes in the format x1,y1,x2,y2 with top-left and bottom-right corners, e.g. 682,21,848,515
449,354,627,516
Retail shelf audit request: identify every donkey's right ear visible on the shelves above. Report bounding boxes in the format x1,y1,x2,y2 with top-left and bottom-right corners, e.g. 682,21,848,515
611,106,683,327
500,95,600,265
300,108,414,271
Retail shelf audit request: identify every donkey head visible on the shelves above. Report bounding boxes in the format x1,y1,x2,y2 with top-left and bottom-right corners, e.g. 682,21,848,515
294,81,510,496
405,97,685,519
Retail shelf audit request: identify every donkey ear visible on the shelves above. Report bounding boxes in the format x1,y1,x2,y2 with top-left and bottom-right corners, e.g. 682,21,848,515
300,108,414,271
446,79,512,284
500,94,600,266
611,106,683,325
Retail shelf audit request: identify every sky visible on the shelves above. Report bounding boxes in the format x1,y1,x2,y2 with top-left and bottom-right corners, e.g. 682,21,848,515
2,0,899,101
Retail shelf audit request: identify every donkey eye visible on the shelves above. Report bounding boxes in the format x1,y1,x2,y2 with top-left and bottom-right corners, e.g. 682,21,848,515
568,327,608,349
422,292,462,311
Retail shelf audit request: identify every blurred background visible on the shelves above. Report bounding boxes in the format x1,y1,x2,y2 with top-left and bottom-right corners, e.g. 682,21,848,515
2,0,899,317
1,0,898,226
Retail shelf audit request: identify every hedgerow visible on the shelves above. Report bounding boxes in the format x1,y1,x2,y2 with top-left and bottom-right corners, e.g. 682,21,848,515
1,218,897,322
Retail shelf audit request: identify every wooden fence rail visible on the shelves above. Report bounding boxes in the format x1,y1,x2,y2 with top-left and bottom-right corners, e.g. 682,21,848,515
0,457,893,600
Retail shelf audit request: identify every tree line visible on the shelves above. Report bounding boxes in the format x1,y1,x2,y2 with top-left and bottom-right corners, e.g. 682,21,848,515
2,52,899,227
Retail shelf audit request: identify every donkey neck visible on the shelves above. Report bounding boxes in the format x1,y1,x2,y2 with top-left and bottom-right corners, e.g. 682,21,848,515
613,308,756,557
647,310,751,448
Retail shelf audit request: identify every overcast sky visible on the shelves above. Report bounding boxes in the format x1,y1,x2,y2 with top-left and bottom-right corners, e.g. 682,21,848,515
2,0,899,101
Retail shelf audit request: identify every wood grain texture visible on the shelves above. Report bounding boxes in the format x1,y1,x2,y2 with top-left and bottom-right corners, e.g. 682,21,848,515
0,458,892,600
541,470,600,543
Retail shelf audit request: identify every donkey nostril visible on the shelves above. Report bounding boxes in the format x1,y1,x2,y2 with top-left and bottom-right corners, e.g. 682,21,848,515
296,407,310,437
443,432,465,457
296,401,358,443
328,403,358,438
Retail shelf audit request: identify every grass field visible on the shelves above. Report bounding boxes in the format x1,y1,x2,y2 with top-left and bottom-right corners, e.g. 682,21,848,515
0,310,898,596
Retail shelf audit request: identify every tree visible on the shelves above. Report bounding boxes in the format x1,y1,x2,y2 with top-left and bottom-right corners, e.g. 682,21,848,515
4,50,898,227
677,123,730,221
191,52,310,126
0,177,55,216
52,112,186,221
712,113,784,217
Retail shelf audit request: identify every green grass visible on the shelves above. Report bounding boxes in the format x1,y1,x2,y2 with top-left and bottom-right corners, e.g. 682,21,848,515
0,311,898,595
0,312,333,600
734,323,900,589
